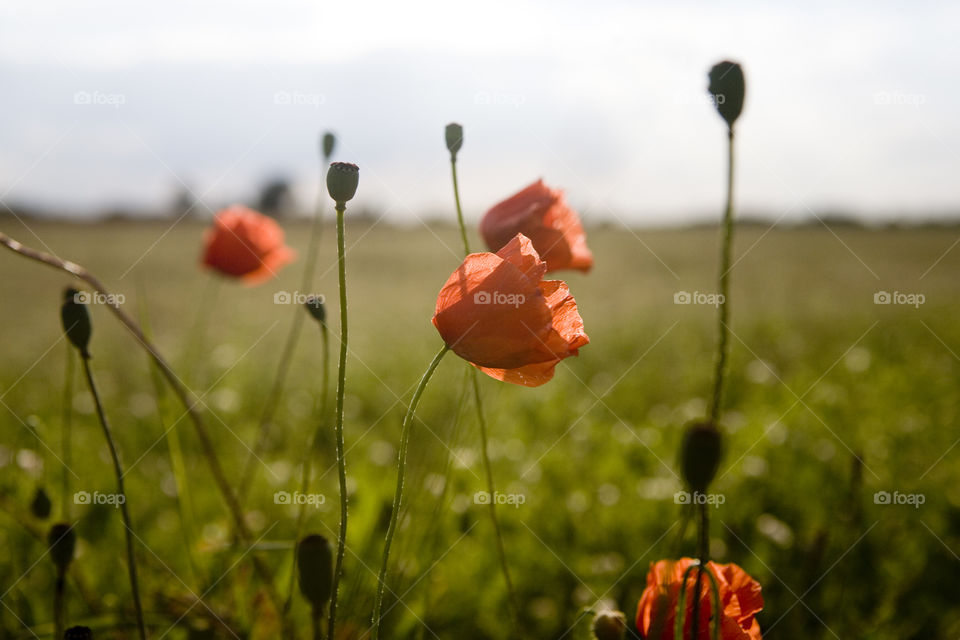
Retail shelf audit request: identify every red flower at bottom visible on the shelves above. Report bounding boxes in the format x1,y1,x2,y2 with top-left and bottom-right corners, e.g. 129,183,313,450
637,558,763,640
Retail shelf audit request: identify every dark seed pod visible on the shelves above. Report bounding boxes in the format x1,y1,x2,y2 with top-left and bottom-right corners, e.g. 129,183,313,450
61,288,92,358
31,487,53,519
48,523,76,572
326,162,359,205
297,534,333,611
591,609,627,640
707,60,745,128
304,296,326,324
65,626,93,639
322,132,336,161
680,421,722,492
445,123,464,158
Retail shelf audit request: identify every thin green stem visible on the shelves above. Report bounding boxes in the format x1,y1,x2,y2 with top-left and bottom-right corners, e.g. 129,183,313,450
61,345,74,520
328,204,349,640
708,128,736,424
371,346,449,640
80,356,147,640
138,290,202,588
53,569,66,640
473,372,519,626
240,156,330,505
450,158,470,255
284,322,330,615
689,503,709,640
0,233,283,618
312,604,324,640
449,150,519,628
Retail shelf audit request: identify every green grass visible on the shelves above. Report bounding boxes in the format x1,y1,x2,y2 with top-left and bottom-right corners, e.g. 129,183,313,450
1,219,959,639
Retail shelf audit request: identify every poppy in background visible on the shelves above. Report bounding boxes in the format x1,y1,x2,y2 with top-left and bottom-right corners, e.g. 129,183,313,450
432,233,588,387
201,205,295,283
637,558,763,640
480,179,593,273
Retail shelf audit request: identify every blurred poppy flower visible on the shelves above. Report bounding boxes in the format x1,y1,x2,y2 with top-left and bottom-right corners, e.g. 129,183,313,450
432,233,588,387
637,558,763,640
201,205,295,283
480,179,593,273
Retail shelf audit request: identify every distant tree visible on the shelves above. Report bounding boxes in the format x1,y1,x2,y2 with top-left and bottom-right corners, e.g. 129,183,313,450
170,186,197,219
257,178,294,218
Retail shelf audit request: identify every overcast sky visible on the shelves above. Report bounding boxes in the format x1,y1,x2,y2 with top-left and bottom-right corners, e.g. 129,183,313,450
0,0,957,224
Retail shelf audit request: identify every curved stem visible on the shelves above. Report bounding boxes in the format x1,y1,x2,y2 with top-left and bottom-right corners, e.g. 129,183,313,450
0,232,282,616
328,204,349,640
371,346,449,639
708,128,736,424
449,150,519,627
80,356,147,640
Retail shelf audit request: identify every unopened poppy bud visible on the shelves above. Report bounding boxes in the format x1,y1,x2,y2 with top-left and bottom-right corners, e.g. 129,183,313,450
680,421,722,492
591,609,626,640
297,534,333,611
65,626,93,640
327,162,359,206
322,131,336,161
48,523,76,571
61,288,91,358
31,487,52,519
304,296,326,324
445,123,463,159
708,60,745,128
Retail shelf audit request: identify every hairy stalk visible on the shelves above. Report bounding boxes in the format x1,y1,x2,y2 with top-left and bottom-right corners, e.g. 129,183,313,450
61,346,74,520
327,203,349,640
708,129,736,423
284,321,330,615
449,150,519,624
371,346,449,639
0,232,283,617
80,356,147,640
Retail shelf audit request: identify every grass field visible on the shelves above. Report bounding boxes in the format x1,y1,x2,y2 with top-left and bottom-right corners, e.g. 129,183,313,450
2,219,959,639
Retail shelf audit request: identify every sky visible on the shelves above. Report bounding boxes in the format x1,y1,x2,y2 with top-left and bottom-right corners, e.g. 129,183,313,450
0,0,957,224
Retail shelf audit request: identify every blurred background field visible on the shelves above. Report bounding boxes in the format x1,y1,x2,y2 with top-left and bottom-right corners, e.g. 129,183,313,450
1,219,959,639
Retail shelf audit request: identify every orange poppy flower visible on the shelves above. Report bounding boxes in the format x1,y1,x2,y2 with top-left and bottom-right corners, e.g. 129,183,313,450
480,179,593,273
201,205,295,284
637,558,763,640
432,233,588,387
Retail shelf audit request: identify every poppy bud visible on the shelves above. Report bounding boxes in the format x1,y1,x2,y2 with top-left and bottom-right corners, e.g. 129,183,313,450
61,288,91,358
680,421,722,492
591,609,626,640
326,162,359,206
65,626,93,640
708,60,745,128
445,122,463,159
48,523,76,572
297,534,333,611
31,487,52,519
304,296,326,324
322,131,336,161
